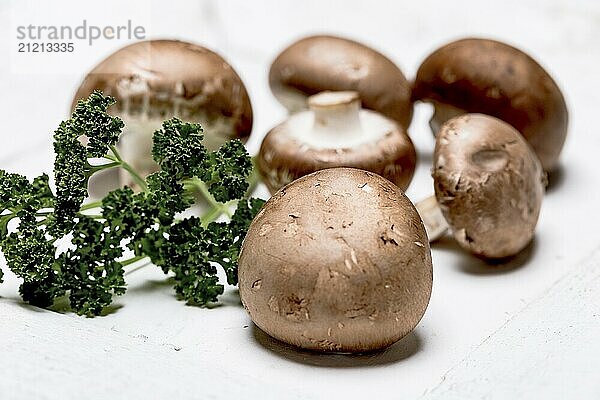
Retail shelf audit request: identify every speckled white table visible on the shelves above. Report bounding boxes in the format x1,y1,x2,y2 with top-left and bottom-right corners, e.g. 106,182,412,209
1,0,599,399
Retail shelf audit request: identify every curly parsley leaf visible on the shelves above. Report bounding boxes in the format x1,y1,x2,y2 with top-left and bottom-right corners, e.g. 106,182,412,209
151,118,207,180
198,139,253,203
71,91,124,158
2,206,64,307
51,91,123,235
205,197,265,285
60,216,126,317
0,92,263,316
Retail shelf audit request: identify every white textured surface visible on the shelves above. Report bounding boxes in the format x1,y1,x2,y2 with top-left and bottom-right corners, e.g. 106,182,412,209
1,0,599,399
423,245,600,399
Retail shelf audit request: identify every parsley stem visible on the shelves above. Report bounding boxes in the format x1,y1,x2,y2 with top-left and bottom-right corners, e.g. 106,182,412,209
3,210,55,217
1,211,49,227
78,213,103,220
121,255,149,267
189,178,221,209
107,145,148,192
183,177,233,222
122,256,152,277
88,161,121,175
80,200,103,211
201,204,224,226
0,213,15,222
0,214,15,236
246,157,260,196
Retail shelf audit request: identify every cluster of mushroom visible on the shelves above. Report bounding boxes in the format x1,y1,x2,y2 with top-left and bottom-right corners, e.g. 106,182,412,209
259,35,416,193
251,36,566,258
412,38,566,258
72,36,567,354
240,36,567,353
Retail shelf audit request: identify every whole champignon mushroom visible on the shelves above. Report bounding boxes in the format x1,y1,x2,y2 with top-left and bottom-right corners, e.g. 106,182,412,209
417,114,545,259
413,38,568,171
72,39,252,188
258,91,416,194
270,35,413,129
239,167,432,353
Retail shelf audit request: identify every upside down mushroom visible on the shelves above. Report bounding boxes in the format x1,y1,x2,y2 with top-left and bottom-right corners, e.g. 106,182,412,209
258,91,416,194
417,114,545,259
239,168,433,353
72,39,253,188
413,38,568,171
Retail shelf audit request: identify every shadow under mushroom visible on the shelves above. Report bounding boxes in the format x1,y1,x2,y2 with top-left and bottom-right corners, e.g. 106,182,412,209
433,235,537,275
545,164,566,193
251,324,423,368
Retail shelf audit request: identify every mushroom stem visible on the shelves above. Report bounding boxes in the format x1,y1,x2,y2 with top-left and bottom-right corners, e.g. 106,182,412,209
429,102,467,135
308,91,363,140
415,195,449,242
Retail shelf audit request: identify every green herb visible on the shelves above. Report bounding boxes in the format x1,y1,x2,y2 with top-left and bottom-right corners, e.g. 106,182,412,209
0,91,264,316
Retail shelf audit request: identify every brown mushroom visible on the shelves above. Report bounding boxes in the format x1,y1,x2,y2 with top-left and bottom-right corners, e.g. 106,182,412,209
413,38,568,171
270,35,413,129
239,167,432,353
258,91,416,194
417,114,545,259
72,39,252,188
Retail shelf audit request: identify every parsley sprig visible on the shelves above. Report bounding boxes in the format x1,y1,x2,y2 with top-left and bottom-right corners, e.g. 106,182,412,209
0,91,264,316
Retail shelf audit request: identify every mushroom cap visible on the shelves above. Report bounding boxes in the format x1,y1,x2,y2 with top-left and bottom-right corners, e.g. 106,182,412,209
269,35,413,128
432,114,545,259
257,109,416,194
239,168,433,353
72,39,253,141
413,38,568,171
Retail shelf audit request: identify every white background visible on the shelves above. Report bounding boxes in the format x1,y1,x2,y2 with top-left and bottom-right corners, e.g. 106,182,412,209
1,0,599,399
